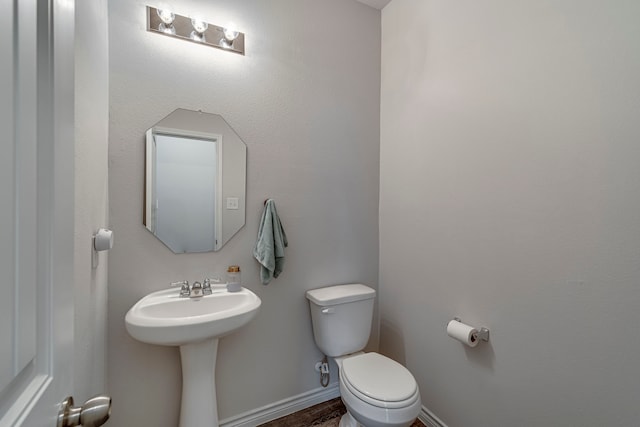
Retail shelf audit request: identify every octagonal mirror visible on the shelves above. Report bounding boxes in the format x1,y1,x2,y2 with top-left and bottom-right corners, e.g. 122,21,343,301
144,109,246,253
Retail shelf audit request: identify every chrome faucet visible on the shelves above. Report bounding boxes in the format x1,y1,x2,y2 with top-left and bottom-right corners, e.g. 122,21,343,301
190,281,203,298
171,279,214,298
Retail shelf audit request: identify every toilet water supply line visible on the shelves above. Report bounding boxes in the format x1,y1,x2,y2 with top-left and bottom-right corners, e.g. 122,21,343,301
319,355,330,387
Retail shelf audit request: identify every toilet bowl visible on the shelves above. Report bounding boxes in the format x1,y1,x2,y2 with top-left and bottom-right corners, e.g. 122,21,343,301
336,353,421,427
306,284,421,427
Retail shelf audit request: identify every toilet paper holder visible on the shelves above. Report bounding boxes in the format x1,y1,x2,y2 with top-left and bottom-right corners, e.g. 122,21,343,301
453,317,490,342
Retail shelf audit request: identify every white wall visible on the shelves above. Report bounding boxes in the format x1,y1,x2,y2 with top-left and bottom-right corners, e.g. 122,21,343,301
107,1,380,425
380,1,640,426
74,0,109,401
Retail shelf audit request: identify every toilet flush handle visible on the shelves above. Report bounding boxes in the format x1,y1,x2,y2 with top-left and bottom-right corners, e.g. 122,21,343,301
321,307,335,314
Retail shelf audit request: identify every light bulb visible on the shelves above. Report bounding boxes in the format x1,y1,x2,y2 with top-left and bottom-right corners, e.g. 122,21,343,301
223,23,239,42
191,18,208,34
159,23,176,35
190,31,206,42
157,9,175,25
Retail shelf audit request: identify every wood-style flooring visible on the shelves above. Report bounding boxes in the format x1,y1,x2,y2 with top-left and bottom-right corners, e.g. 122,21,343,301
258,397,426,427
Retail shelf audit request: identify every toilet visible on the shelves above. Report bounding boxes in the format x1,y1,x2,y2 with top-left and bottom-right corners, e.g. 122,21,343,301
306,284,421,427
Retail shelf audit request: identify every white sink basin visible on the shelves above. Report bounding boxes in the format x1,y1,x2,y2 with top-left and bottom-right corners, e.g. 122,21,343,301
125,286,261,427
125,287,261,346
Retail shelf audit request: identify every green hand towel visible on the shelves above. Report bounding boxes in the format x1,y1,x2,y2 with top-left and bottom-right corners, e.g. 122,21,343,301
253,199,288,285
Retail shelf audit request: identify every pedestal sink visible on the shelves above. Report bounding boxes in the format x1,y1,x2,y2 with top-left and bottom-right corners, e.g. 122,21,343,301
125,287,261,427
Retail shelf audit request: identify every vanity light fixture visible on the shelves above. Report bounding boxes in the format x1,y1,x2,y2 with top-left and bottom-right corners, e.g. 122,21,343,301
146,6,245,55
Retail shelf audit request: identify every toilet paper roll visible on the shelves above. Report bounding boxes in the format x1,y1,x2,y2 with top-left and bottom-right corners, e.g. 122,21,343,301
447,320,479,347
94,228,114,251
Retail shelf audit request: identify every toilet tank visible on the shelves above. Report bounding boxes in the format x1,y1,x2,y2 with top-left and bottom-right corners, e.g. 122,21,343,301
306,284,376,357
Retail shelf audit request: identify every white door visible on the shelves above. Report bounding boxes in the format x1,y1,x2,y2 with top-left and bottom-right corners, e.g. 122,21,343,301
0,1,88,425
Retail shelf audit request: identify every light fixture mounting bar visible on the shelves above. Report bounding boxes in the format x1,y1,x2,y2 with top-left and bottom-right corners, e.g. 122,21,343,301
146,6,245,56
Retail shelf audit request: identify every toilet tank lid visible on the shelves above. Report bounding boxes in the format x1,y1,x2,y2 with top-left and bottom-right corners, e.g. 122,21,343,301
306,284,375,306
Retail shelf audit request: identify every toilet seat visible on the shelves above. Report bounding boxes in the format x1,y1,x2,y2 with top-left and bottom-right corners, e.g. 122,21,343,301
340,353,419,409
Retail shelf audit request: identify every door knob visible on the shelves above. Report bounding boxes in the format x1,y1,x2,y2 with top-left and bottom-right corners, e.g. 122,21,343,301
57,395,111,427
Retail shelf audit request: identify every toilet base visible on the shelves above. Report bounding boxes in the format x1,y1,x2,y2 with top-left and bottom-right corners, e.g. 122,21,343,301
339,411,361,427
340,378,421,427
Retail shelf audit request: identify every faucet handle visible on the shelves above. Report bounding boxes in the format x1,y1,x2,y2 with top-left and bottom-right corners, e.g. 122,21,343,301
170,280,191,297
202,278,213,295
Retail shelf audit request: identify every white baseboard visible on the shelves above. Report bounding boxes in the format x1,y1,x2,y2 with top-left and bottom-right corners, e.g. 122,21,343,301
219,383,341,427
418,405,448,427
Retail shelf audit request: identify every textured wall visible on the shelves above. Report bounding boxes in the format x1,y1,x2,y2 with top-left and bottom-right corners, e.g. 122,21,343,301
108,1,380,425
74,0,109,401
380,0,640,425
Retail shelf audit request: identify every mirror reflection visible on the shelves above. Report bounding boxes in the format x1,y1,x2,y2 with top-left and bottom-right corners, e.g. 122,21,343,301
144,109,246,253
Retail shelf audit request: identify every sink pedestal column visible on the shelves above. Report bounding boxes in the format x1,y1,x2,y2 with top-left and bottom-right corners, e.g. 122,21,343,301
179,338,219,427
